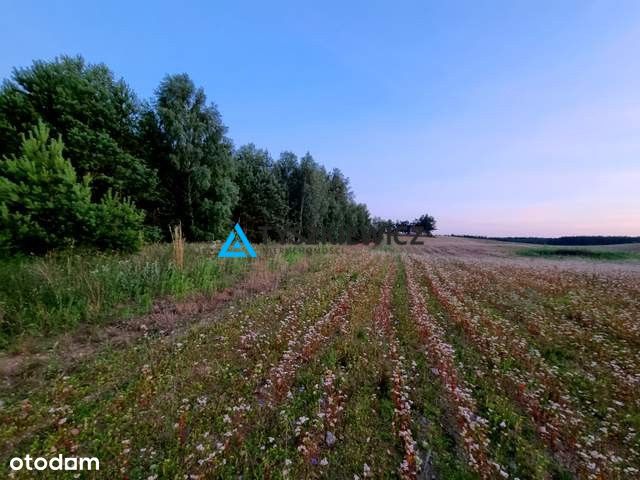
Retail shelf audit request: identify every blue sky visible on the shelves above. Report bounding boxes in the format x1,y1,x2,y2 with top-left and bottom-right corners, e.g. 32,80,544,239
2,1,640,236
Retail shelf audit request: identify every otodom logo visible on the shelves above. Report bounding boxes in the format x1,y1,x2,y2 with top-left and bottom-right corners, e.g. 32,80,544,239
9,454,99,472
218,223,257,258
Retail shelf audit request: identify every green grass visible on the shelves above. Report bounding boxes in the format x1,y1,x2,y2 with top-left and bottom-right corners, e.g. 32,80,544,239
281,245,307,265
516,247,640,261
0,243,331,350
0,244,247,349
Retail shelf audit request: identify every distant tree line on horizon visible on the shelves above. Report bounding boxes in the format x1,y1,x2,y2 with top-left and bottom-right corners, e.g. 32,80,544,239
0,56,438,255
371,215,437,236
452,235,640,246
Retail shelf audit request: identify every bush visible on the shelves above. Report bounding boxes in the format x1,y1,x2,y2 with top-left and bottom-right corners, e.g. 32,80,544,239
91,192,145,252
142,225,163,243
0,122,145,254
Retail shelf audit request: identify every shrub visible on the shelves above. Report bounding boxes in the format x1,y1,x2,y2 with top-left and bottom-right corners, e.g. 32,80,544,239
91,191,145,252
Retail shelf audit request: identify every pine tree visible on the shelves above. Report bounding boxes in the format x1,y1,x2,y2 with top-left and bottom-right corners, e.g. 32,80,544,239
0,122,94,253
0,122,144,254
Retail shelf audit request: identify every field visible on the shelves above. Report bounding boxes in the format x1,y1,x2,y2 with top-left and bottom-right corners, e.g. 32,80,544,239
1,238,639,479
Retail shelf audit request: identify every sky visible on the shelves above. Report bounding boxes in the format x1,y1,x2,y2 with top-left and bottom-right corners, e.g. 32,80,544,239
2,0,640,236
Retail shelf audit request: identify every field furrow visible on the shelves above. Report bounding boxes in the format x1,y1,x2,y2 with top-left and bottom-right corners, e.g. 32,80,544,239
416,254,639,478
404,256,508,479
194,254,385,477
371,264,418,478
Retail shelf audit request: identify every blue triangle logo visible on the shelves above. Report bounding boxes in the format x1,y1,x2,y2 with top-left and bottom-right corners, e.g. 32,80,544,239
218,223,257,258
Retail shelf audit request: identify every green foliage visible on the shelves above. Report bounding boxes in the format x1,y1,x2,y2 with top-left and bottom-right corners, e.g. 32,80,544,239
415,213,437,236
371,214,437,238
324,168,351,242
274,151,304,238
281,246,305,264
516,247,640,261
348,203,372,242
0,55,158,207
233,144,288,239
0,122,144,254
272,151,372,243
91,192,145,252
0,55,389,252
0,122,94,253
0,243,249,347
143,74,237,241
298,153,329,240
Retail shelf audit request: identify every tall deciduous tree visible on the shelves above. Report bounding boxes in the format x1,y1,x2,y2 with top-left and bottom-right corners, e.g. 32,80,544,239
324,168,352,242
348,203,372,243
274,151,372,243
274,151,302,237
415,213,437,236
0,55,379,251
298,153,328,241
146,74,237,240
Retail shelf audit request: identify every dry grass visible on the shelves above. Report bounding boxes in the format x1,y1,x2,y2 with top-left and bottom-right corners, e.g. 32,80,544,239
170,223,185,270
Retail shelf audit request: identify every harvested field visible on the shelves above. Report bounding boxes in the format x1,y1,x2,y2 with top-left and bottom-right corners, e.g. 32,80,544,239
1,238,639,479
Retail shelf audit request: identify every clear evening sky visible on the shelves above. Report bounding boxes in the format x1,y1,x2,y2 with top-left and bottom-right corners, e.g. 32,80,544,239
2,1,639,236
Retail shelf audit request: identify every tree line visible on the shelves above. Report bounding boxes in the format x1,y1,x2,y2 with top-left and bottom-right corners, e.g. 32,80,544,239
453,235,640,246
372,215,437,236
0,55,385,254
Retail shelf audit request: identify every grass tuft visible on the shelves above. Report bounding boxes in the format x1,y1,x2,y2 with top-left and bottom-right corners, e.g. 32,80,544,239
170,223,185,270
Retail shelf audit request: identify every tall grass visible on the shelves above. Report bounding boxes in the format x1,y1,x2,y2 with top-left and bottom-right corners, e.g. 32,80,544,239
0,243,249,349
170,223,185,270
0,243,341,350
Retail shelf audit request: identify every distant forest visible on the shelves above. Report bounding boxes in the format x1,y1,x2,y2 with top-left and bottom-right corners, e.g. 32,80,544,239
452,235,640,246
